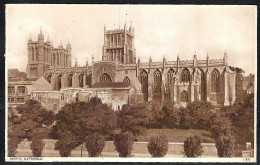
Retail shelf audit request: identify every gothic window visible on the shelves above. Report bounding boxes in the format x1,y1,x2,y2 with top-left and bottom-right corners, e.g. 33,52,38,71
47,75,51,83
86,73,92,87
32,48,34,61
123,76,130,84
211,68,220,93
35,48,38,61
100,73,112,83
153,69,162,94
79,74,84,87
200,69,206,101
68,74,72,87
57,75,62,90
180,90,188,102
167,69,175,88
140,70,148,101
181,68,190,83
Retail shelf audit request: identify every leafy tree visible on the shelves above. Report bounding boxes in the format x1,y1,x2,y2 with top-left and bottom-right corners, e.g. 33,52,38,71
117,103,150,136
147,134,169,157
179,107,192,129
215,134,235,157
54,132,80,157
53,97,117,152
186,101,215,130
183,136,203,157
149,104,164,129
114,132,134,157
85,133,105,157
161,102,180,129
8,135,22,157
30,138,44,157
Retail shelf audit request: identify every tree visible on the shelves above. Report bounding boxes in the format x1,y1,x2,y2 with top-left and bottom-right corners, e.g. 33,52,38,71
85,133,105,157
161,102,180,129
114,132,134,157
183,136,203,157
210,114,234,139
147,135,169,157
53,97,117,154
117,103,150,136
30,138,44,157
54,132,80,157
8,100,54,156
186,101,215,130
215,134,235,157
179,107,192,129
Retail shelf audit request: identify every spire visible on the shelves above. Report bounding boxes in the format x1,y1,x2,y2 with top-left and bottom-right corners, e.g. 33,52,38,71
177,54,180,60
38,27,44,41
149,56,152,62
124,22,127,30
75,58,77,67
92,54,94,64
129,21,132,32
224,49,228,65
86,57,89,67
47,35,50,43
66,38,71,49
40,27,42,34
28,33,32,42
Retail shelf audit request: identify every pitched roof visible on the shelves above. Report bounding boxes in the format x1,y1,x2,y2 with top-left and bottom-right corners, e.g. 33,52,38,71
92,82,131,88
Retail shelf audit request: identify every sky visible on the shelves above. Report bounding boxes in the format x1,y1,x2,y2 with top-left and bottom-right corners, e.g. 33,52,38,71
6,5,257,75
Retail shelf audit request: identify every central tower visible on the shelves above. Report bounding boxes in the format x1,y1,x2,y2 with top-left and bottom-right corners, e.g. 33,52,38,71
102,22,136,64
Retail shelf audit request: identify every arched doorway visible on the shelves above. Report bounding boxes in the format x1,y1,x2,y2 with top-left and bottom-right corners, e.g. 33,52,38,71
100,73,112,83
180,90,188,102
140,70,148,101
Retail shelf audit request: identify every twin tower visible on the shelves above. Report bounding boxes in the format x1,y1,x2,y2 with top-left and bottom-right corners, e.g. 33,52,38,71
26,28,72,79
27,23,136,79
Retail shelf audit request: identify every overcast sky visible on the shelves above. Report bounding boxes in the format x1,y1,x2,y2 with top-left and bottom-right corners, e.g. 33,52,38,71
6,5,257,74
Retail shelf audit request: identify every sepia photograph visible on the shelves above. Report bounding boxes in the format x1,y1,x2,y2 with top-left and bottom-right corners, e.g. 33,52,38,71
5,4,256,162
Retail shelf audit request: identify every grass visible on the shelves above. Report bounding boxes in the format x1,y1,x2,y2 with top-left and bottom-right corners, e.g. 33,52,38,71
136,128,215,143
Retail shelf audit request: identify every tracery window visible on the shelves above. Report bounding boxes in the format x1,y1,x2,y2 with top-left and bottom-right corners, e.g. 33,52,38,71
154,69,162,94
79,74,84,87
181,68,190,83
180,90,188,102
123,76,130,84
167,69,175,88
140,70,148,101
100,73,112,83
68,74,72,87
211,68,220,93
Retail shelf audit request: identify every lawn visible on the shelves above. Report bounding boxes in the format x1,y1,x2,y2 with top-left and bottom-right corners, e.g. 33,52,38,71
136,128,215,143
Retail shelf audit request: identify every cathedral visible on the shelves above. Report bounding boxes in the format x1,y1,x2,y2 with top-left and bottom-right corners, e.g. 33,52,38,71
22,23,237,111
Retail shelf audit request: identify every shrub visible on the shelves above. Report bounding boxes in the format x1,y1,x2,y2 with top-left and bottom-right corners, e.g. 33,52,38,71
183,136,203,157
114,132,134,157
215,134,234,157
147,134,168,157
30,138,44,157
8,136,22,157
54,132,79,157
85,133,105,157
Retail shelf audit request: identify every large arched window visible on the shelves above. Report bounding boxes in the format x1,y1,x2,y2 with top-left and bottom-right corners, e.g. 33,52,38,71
180,90,188,102
68,74,72,87
181,68,190,83
140,70,148,101
167,69,175,88
154,69,162,94
200,69,206,101
79,74,84,87
100,73,112,83
57,75,62,90
211,68,220,93
86,73,92,87
123,76,130,84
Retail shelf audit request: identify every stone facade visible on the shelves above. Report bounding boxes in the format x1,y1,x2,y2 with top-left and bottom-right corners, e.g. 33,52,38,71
19,24,240,111
26,28,72,79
